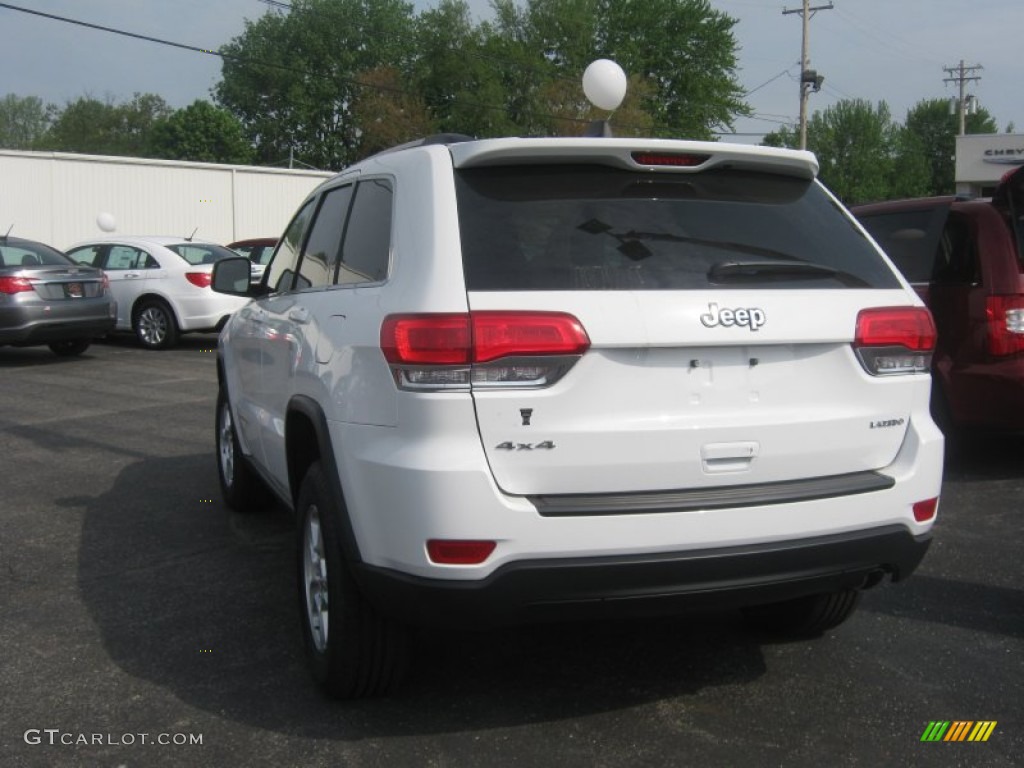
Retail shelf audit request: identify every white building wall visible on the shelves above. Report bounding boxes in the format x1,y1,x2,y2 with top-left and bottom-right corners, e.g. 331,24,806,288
0,150,333,250
954,133,1024,197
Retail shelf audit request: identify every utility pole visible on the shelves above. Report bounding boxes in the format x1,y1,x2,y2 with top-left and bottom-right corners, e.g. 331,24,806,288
783,0,833,149
943,60,983,136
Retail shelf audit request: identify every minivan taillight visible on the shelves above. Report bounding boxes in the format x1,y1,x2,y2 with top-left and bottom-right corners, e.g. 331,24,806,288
381,311,590,391
853,307,936,376
985,295,1024,356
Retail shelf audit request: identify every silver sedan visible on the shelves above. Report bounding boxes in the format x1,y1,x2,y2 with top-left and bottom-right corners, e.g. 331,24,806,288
0,235,116,356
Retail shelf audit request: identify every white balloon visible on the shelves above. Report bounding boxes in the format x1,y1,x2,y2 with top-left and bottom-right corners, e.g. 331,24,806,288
583,59,627,112
96,212,116,232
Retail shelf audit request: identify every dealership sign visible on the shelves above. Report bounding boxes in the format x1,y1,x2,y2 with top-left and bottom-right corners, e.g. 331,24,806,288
984,147,1024,165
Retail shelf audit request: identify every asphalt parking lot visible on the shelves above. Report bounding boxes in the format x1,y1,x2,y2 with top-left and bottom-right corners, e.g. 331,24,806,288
1,336,1022,768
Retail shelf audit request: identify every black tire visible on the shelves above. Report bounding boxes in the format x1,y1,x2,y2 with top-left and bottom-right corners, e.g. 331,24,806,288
48,339,90,356
216,388,270,511
296,462,409,698
743,589,861,637
133,299,179,350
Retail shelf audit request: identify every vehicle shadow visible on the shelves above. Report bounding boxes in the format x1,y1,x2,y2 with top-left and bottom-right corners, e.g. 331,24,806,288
75,451,1018,740
74,453,771,739
0,344,106,367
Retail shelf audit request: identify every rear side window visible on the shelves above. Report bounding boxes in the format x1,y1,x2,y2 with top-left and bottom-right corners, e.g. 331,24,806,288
338,178,392,284
456,165,900,291
105,246,158,270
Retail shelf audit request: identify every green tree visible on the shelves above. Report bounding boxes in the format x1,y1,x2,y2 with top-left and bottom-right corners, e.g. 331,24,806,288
350,67,435,159
215,0,746,161
904,98,997,196
0,94,54,149
148,100,254,164
601,0,748,138
215,0,418,169
809,99,902,204
41,93,172,156
413,0,520,137
763,99,929,204
489,0,746,138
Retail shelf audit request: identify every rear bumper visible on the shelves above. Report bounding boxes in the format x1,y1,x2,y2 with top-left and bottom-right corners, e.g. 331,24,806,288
174,293,249,332
355,525,932,627
0,303,116,345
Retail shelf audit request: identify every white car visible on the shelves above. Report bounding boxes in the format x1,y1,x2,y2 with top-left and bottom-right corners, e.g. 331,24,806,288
66,236,251,349
212,135,944,698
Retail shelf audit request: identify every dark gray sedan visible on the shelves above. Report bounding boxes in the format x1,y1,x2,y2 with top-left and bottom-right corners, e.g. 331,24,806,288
0,235,116,356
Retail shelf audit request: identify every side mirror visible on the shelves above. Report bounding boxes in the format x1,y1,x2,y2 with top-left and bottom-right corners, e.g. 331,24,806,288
212,256,253,296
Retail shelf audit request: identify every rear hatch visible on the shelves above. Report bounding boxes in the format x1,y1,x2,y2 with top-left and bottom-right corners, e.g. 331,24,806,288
450,141,928,496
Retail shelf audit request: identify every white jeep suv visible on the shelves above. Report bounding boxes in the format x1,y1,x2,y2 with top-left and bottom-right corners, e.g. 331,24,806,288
212,135,943,698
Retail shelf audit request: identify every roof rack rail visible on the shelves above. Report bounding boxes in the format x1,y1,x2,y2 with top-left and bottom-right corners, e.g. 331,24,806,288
371,133,475,158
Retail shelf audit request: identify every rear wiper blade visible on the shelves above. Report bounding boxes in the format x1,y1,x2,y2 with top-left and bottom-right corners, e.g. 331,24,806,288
708,260,870,287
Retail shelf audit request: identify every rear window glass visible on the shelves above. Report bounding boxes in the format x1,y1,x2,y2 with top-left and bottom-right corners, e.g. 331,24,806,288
456,165,900,291
166,243,239,266
0,241,73,267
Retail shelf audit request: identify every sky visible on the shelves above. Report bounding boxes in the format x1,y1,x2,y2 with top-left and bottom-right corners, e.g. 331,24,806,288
1,0,1021,146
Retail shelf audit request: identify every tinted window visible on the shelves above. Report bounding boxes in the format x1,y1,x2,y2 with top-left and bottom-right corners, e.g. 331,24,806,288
67,245,104,267
339,178,392,285
934,212,978,284
856,209,946,283
456,166,900,291
266,200,315,293
296,185,353,291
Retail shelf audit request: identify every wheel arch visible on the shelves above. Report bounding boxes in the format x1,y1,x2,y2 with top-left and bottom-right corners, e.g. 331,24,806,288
286,395,364,565
131,292,181,327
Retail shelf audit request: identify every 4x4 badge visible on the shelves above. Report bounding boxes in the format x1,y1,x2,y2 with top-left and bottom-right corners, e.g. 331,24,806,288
700,302,766,331
495,441,555,451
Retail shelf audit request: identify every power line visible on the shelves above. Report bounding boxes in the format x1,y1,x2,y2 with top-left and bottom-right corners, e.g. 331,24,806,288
743,64,798,97
0,0,748,143
0,1,586,126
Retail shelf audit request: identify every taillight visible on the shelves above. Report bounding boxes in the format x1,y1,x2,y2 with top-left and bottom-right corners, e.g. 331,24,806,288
472,311,590,362
185,272,213,288
985,295,1024,356
100,272,111,294
381,314,470,365
853,307,936,376
426,539,496,565
381,311,590,391
0,276,36,294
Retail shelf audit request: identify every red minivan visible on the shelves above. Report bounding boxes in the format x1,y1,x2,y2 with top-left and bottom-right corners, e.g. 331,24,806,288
852,166,1024,433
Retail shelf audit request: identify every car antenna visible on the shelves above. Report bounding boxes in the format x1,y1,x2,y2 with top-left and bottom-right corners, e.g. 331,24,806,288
2,224,12,241
186,227,198,242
